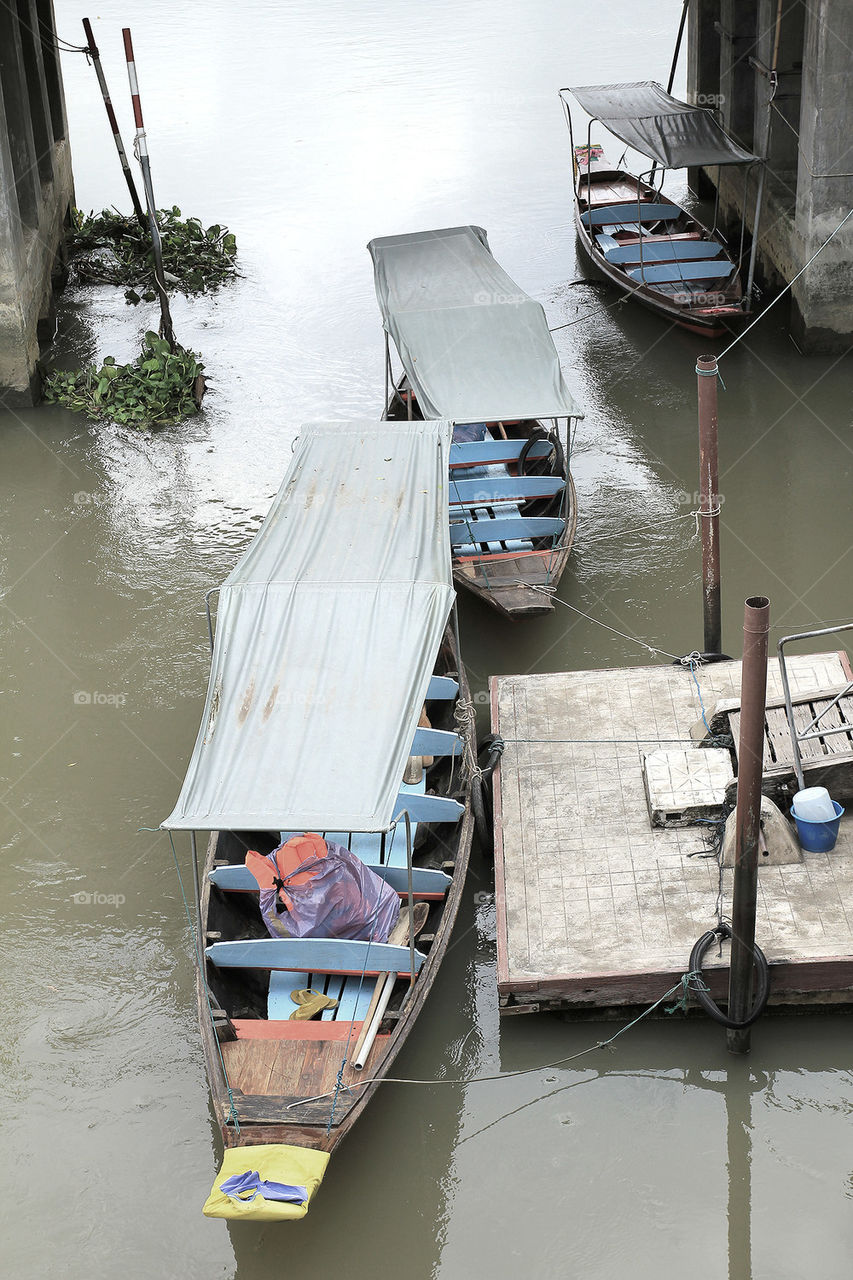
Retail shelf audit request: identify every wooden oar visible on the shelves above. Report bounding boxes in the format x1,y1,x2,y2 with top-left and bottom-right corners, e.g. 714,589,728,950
352,902,428,1069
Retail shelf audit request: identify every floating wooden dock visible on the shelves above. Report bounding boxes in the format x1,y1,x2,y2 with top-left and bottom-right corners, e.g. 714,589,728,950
491,651,853,1015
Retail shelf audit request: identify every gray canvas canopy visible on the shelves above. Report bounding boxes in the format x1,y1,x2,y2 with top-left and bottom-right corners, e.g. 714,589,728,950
162,420,455,833
369,226,582,423
565,82,757,169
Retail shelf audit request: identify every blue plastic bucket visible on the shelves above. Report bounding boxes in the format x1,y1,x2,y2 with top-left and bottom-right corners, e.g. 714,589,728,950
791,800,844,853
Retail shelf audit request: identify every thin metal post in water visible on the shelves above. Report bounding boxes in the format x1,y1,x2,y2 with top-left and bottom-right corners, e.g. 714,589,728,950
727,595,770,1054
697,355,722,654
666,0,690,95
122,27,176,350
649,0,689,185
82,18,147,228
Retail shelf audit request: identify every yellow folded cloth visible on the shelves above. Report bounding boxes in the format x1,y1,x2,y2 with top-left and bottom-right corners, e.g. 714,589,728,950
289,988,339,1021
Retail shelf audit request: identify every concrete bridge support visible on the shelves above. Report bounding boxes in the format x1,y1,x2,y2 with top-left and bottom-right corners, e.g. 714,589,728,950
687,0,853,353
0,0,74,405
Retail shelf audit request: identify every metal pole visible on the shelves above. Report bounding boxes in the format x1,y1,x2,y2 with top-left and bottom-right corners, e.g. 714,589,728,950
727,595,771,1054
649,0,689,184
666,0,690,95
745,161,766,302
189,830,204,949
82,19,147,228
122,27,176,350
697,354,722,655
402,810,416,987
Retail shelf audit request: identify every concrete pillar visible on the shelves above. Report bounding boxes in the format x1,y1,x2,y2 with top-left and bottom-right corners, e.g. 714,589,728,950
0,0,73,404
790,0,853,350
687,0,852,353
687,0,721,197
35,0,68,142
754,0,804,196
718,0,759,152
15,0,55,182
0,4,40,228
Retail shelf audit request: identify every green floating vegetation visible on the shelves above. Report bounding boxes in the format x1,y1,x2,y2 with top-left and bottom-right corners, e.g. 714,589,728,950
68,205,238,301
44,332,205,430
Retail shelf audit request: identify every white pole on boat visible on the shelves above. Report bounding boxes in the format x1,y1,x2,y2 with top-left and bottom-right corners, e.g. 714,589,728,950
353,972,396,1070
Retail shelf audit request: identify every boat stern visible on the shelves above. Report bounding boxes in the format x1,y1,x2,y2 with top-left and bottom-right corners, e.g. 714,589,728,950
202,1143,330,1221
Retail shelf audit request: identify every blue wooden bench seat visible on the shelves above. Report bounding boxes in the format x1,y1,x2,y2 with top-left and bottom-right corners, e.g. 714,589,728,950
209,861,451,898
448,475,564,505
411,726,463,756
449,439,554,469
267,969,378,1022
276,777,462,875
449,516,564,546
626,260,734,284
426,674,458,700
205,936,426,977
580,201,680,228
603,240,724,265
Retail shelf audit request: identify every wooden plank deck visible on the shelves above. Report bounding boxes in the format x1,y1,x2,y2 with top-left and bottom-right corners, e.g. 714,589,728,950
491,652,853,1014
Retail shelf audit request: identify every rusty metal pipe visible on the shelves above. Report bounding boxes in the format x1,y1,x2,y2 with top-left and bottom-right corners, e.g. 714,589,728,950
727,595,771,1053
697,355,722,655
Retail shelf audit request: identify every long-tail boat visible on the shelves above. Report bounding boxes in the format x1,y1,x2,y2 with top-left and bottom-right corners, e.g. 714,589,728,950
369,225,583,619
162,420,474,1220
560,82,760,336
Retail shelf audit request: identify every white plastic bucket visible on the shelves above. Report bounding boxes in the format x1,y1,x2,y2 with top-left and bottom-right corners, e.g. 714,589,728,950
792,786,836,822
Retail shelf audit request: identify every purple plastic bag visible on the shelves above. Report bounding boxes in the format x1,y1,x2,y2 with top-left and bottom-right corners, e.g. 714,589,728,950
258,839,399,942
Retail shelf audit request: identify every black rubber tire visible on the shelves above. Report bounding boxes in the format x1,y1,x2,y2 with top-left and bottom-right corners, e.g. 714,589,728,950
688,923,771,1028
471,774,491,851
518,428,566,518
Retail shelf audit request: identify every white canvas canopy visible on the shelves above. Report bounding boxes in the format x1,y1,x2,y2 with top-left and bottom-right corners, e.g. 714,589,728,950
565,82,757,170
369,226,583,423
162,420,455,833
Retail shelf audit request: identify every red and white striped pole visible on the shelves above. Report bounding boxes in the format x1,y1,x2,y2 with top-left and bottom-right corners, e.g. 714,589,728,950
122,27,175,349
82,18,146,228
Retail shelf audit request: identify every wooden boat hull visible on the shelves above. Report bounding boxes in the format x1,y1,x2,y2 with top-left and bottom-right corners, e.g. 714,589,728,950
387,381,577,618
572,163,749,336
453,473,578,618
196,625,475,1166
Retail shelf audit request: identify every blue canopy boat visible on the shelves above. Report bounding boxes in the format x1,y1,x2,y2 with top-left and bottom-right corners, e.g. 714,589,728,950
369,225,584,619
162,420,474,1220
560,82,760,336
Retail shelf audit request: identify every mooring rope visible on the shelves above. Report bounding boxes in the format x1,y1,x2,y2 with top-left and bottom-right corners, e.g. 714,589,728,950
283,970,707,1111
521,584,682,660
717,206,853,363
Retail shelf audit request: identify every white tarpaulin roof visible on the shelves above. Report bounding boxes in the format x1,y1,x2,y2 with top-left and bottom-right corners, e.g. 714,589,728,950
368,226,583,422
565,82,757,169
162,420,455,833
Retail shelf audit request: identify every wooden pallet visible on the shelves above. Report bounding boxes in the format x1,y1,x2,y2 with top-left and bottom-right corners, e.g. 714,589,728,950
726,685,853,803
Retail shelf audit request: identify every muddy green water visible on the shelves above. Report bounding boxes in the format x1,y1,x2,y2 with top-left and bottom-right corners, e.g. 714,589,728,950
2,2,852,1276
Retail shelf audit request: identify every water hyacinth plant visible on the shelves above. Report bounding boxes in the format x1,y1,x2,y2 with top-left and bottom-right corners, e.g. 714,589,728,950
44,332,205,430
68,205,238,301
